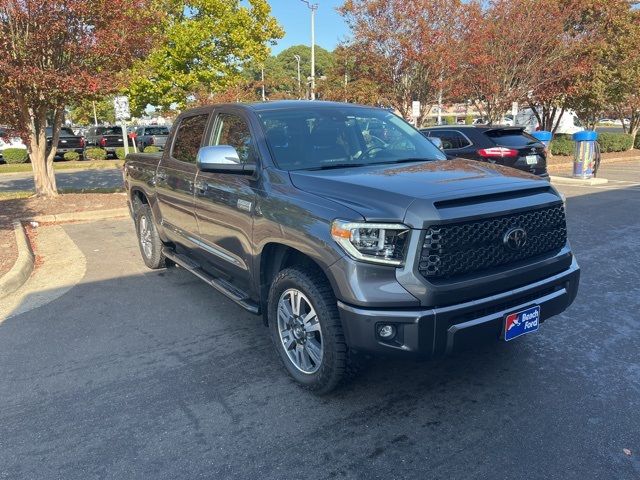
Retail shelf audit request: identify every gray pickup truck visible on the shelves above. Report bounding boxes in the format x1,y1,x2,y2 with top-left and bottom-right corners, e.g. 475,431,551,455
124,101,580,393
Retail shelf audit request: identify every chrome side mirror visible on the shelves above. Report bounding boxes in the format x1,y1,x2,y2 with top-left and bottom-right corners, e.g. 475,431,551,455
196,145,255,174
429,136,444,150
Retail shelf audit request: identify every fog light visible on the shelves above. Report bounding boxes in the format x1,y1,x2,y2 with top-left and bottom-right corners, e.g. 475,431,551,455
378,324,396,339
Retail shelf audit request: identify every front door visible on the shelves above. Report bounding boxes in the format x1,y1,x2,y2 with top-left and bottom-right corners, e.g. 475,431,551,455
155,112,209,245
194,109,258,294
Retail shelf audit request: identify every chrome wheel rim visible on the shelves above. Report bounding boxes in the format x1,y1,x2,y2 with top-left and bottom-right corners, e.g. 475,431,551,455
277,288,323,374
139,215,153,259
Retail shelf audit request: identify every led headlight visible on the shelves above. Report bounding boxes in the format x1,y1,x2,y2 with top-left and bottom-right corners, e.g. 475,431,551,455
331,220,410,266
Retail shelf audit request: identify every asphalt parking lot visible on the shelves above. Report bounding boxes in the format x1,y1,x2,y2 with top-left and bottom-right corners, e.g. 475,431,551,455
0,168,123,192
1,162,639,479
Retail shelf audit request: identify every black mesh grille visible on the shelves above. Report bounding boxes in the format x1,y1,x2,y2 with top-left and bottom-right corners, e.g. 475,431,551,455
419,205,567,280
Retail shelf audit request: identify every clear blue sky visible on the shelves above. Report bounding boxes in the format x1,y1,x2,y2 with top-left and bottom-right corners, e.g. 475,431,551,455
269,0,350,54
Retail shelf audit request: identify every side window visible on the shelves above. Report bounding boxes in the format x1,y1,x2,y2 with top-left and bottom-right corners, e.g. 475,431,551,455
211,113,255,164
429,130,471,150
171,114,209,163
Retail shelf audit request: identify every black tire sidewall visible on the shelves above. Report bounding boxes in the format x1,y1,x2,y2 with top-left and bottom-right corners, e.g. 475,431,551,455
268,268,345,393
134,204,165,269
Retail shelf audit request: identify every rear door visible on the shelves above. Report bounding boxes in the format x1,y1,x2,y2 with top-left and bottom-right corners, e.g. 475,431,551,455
426,129,476,159
485,128,547,175
193,108,258,293
155,112,210,245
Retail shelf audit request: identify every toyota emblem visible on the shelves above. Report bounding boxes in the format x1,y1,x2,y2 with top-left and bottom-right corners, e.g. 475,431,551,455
503,227,527,251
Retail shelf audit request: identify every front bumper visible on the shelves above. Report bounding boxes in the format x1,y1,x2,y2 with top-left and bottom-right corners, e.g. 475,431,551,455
338,257,579,357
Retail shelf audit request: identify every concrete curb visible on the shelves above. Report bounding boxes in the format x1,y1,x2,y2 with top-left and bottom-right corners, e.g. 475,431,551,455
0,207,129,298
0,221,35,299
550,176,609,186
25,207,129,223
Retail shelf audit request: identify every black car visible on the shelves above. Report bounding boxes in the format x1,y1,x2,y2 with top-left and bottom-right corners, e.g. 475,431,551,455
84,126,126,157
420,126,548,177
46,127,85,159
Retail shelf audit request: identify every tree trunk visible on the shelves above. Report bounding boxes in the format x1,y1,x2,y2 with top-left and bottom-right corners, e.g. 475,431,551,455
26,108,61,197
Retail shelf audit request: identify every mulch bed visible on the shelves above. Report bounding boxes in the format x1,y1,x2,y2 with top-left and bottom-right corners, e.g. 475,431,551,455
0,193,126,278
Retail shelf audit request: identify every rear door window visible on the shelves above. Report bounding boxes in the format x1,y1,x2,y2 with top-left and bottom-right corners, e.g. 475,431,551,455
428,130,472,150
171,114,209,163
486,129,539,147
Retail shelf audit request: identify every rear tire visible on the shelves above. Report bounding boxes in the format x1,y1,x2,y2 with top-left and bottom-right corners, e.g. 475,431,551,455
268,267,348,394
135,203,166,269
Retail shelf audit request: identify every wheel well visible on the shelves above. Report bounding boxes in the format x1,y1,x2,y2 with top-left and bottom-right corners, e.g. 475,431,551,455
259,243,327,325
130,188,148,213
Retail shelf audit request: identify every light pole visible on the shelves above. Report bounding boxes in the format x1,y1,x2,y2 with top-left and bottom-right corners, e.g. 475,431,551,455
300,0,318,100
293,54,302,99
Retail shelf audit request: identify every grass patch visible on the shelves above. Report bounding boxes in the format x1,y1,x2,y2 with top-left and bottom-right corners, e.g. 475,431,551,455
0,160,123,174
0,191,34,200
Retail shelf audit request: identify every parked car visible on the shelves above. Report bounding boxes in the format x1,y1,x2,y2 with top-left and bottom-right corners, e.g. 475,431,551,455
134,125,170,151
124,101,579,393
515,107,583,135
46,127,85,159
421,125,549,178
0,127,27,160
84,125,126,157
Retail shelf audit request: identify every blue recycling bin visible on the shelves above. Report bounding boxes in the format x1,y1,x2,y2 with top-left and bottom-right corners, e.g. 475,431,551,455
572,130,598,179
531,130,552,148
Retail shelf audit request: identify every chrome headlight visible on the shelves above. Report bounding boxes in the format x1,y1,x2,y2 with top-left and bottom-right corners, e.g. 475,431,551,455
331,220,410,266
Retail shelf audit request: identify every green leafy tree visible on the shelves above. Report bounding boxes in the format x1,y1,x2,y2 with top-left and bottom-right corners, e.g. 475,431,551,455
127,0,283,114
68,98,116,126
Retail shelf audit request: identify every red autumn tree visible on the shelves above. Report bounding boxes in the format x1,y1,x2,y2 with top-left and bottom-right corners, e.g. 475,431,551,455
460,0,584,126
0,0,159,196
340,0,467,124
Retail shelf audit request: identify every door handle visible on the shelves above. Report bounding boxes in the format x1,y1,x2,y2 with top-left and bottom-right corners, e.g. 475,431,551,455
156,171,167,181
194,181,207,193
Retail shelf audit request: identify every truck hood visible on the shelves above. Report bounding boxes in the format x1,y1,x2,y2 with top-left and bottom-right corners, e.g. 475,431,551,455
289,159,554,226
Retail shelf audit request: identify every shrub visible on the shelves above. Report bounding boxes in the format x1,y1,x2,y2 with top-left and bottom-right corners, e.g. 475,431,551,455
598,132,634,152
84,147,107,160
143,145,161,153
443,115,456,125
63,151,80,161
634,132,640,149
550,136,574,156
115,147,127,160
2,148,29,163
465,114,474,125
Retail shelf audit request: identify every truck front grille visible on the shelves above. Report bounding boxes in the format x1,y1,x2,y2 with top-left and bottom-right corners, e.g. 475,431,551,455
419,204,567,280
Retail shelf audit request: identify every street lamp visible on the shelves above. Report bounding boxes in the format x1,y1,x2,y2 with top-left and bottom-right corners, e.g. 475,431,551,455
293,54,302,99
300,0,318,100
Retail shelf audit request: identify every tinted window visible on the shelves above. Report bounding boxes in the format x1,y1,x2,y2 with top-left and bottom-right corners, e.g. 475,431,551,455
146,126,169,136
428,130,471,149
172,114,208,163
257,107,445,171
96,126,122,135
45,127,75,137
212,113,255,164
486,129,539,147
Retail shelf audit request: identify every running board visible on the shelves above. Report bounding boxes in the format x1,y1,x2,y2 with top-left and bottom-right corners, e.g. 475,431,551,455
162,248,260,315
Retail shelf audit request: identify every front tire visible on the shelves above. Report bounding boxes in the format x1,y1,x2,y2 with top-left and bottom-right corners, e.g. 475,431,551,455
135,204,166,269
268,267,348,394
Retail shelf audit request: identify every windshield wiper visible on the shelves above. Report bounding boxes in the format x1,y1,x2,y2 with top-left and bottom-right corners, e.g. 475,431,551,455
305,163,368,171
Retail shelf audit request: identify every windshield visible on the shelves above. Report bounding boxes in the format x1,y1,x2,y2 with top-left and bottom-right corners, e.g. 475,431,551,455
99,127,122,135
145,127,169,135
45,127,76,137
486,129,540,147
257,106,446,171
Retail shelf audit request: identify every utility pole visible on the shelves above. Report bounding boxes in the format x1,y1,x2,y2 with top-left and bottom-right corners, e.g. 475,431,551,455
294,54,302,99
261,67,266,102
300,1,318,100
92,101,98,126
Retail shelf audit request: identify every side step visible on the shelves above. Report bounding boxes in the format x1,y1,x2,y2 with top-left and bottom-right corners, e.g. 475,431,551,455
162,248,260,315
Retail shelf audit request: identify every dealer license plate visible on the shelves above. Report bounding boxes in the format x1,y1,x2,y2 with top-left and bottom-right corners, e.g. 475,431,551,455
504,305,540,341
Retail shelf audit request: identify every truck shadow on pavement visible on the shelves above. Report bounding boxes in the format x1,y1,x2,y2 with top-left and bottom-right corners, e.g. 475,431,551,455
0,185,639,480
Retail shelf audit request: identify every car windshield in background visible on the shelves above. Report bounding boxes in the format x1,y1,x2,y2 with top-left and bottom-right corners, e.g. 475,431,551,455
45,127,76,137
146,127,169,135
486,129,540,147
100,127,122,135
257,106,446,171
